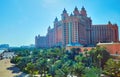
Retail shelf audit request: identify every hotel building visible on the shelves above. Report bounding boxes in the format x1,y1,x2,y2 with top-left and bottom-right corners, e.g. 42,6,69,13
35,7,119,48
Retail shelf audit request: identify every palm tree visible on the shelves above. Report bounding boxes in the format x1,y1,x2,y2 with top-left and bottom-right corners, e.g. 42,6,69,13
84,67,100,77
75,54,83,62
36,58,44,77
104,59,120,77
26,62,35,76
84,48,88,57
49,65,56,77
73,62,85,77
90,46,110,68
97,54,102,77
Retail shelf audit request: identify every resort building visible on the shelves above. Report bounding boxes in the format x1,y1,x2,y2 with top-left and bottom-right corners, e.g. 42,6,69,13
97,42,120,54
35,7,119,48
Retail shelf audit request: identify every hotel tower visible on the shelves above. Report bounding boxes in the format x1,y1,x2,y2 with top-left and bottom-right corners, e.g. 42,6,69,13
35,7,119,48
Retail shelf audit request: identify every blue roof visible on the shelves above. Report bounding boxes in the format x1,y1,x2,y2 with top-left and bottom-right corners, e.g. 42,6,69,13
67,43,83,47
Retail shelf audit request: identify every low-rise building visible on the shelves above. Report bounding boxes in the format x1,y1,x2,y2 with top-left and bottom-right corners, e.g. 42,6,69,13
66,44,94,52
2,51,15,59
97,42,120,54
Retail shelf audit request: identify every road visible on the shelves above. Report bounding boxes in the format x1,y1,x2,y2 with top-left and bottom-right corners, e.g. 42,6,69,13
0,59,28,77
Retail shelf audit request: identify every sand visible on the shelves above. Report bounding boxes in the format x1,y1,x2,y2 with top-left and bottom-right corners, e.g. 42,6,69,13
0,59,27,77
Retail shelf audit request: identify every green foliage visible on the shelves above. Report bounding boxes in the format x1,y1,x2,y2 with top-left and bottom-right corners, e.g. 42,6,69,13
73,62,85,77
10,47,112,77
26,62,35,74
83,67,100,77
11,56,22,63
75,54,83,62
103,58,120,77
89,46,110,68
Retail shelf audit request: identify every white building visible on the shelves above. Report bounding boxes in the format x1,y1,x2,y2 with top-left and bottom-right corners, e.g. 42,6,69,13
2,52,15,59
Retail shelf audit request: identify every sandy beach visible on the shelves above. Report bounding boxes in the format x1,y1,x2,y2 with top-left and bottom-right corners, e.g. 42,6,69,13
0,59,27,77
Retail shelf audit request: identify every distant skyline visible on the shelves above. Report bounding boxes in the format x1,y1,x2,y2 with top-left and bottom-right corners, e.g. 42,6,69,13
0,0,120,46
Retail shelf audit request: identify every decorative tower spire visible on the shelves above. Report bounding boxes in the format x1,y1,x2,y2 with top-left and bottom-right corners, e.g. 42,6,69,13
54,17,58,27
35,36,38,40
54,17,58,23
38,35,40,38
73,6,79,16
63,8,67,13
70,13,73,17
61,8,68,20
108,21,112,24
80,6,87,16
48,26,51,31
81,6,85,11
75,6,78,10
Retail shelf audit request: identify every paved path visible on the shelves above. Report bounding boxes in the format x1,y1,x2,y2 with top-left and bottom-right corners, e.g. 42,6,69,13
0,59,28,77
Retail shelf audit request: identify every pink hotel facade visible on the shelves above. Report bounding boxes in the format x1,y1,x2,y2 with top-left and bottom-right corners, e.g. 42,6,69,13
35,7,119,48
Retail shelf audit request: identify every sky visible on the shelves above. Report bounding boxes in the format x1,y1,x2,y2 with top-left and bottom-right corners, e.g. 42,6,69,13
0,0,120,46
